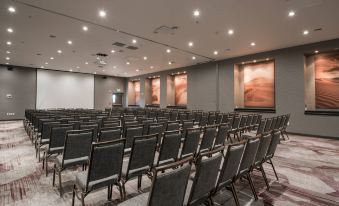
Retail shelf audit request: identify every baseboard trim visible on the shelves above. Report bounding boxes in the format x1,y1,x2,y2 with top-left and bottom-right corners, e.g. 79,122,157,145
0,119,24,121
288,132,338,140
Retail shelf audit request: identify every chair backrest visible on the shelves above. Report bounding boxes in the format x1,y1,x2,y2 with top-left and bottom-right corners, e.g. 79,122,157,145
157,131,182,166
180,128,201,158
217,142,246,188
49,124,74,150
147,157,193,206
254,134,272,166
237,137,260,177
68,120,81,130
148,123,165,143
85,139,125,191
256,119,266,135
126,134,158,179
270,117,277,131
142,119,155,135
231,116,240,129
245,115,253,127
98,127,122,142
124,126,143,149
266,131,281,159
187,147,224,206
207,114,216,125
214,123,230,148
102,121,120,128
42,121,60,140
199,115,208,127
80,123,99,141
124,120,139,127
251,114,258,126
169,110,178,121
263,118,272,133
274,116,282,130
181,120,194,137
165,121,180,131
62,129,94,167
278,115,286,129
283,114,290,128
199,126,217,153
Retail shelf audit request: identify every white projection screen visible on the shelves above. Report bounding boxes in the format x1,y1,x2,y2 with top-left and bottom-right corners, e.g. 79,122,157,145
36,70,94,109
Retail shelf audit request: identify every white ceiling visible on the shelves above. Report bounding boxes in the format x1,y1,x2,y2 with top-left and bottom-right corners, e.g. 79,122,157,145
1,0,339,77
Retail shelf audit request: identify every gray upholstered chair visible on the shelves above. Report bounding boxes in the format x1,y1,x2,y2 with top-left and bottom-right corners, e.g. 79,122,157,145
121,134,158,197
264,131,281,181
281,114,290,140
68,120,81,130
199,125,217,153
52,129,94,196
236,137,260,200
37,121,60,161
199,114,208,127
118,157,193,206
71,139,125,206
213,141,246,206
80,123,99,141
256,119,266,136
98,126,122,142
228,116,240,142
186,147,224,206
252,133,272,189
102,120,120,128
237,115,248,137
207,113,216,125
169,110,178,121
165,121,180,131
124,125,143,150
250,114,258,131
181,120,194,139
180,128,201,159
147,123,165,144
213,123,230,148
156,131,182,167
263,118,273,134
42,124,74,176
245,114,253,132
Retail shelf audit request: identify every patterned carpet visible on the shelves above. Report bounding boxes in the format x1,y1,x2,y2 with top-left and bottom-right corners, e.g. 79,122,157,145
0,121,338,206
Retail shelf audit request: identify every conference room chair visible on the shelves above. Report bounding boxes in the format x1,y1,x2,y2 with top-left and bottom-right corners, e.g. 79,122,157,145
213,123,230,148
245,114,253,132
251,133,273,189
181,120,194,138
155,131,182,167
102,120,120,128
185,147,224,206
237,115,248,137
228,116,241,142
193,112,202,125
281,114,290,140
71,139,125,206
53,129,94,196
141,119,156,135
207,113,216,125
187,112,195,121
80,123,99,142
250,114,258,131
180,128,201,159
121,134,158,198
212,141,246,206
199,125,217,153
68,120,81,130
165,121,180,131
42,124,74,176
37,121,60,161
263,118,273,135
199,114,208,127
169,110,179,121
236,137,261,201
147,123,165,144
178,112,189,124
255,119,266,136
98,126,122,142
269,117,278,132
118,157,193,206
124,125,144,151
263,131,281,181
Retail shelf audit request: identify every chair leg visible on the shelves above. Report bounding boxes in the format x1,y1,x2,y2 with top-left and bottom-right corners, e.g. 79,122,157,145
81,193,85,206
247,173,258,200
72,184,76,206
260,165,270,190
118,183,124,201
230,182,240,206
45,156,49,177
42,152,45,169
107,185,112,200
121,180,127,200
269,159,279,181
137,175,142,191
52,164,56,186
58,170,63,197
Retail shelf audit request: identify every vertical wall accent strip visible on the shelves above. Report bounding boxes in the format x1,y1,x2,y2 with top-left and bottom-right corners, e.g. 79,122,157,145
216,62,220,111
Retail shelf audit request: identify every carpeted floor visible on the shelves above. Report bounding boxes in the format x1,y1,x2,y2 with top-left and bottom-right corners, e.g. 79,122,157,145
0,121,338,206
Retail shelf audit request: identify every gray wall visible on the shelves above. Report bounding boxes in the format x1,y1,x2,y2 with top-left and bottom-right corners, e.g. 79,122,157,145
129,39,339,138
94,75,127,110
0,66,37,120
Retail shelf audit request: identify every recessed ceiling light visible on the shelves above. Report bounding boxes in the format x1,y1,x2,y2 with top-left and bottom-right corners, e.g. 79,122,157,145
166,49,171,53
241,62,245,65
6,51,11,54
192,56,196,60
69,69,73,72
76,66,80,69
132,39,137,44
213,50,218,55
251,42,256,46
253,60,257,63
8,6,16,13
103,69,105,72
5,62,9,65
82,26,88,31
45,62,48,65
85,62,88,65
143,56,147,60
136,69,140,72
193,9,200,17
288,11,295,17
150,66,154,69
168,61,172,65
266,58,270,61
5,57,10,60
50,57,54,60
57,50,62,54
126,62,130,65
40,66,44,68
7,28,13,33
315,50,319,54
111,50,115,53
67,40,72,45
188,41,193,47
303,30,309,35
6,41,12,45
228,29,234,35
94,72,97,74
113,66,117,68
99,10,106,18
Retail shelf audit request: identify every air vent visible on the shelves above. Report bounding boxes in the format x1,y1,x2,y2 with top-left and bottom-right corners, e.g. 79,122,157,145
153,26,178,35
113,42,126,47
126,46,138,50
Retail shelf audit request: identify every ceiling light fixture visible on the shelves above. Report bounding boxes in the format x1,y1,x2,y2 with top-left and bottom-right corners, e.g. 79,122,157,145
40,66,44,68
193,10,200,17
6,41,12,45
168,61,172,65
57,50,62,54
126,62,130,65
288,11,295,17
150,66,154,69
7,28,13,33
76,66,80,69
136,69,140,72
69,69,73,72
82,26,88,31
8,6,16,13
143,56,147,60
111,50,115,53
50,57,54,60
45,62,48,65
85,62,89,65
192,56,196,60
214,50,218,55
132,39,137,44
315,50,319,54
113,66,117,68
6,51,11,54
188,41,193,47
166,49,171,53
250,42,256,46
5,57,10,60
99,10,106,18
228,29,234,35
253,60,257,63
94,72,97,74
67,40,72,45
303,30,309,35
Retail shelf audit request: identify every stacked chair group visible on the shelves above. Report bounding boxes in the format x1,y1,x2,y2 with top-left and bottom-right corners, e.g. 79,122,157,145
23,107,290,206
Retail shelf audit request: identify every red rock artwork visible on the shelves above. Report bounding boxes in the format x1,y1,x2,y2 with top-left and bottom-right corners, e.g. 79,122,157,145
151,78,160,104
174,74,187,105
134,81,140,105
315,53,339,109
244,61,275,108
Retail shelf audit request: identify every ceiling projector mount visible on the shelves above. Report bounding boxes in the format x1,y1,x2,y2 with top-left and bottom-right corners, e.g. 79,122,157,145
94,53,108,68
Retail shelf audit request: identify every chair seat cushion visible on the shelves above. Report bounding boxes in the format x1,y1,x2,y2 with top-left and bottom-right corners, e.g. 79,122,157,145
76,171,119,191
55,155,88,168
122,159,151,180
117,192,149,206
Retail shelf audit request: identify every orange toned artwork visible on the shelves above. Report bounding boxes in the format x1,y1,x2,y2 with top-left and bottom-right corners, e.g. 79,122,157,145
174,74,187,105
134,81,140,105
244,61,275,108
151,78,160,104
315,53,339,109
